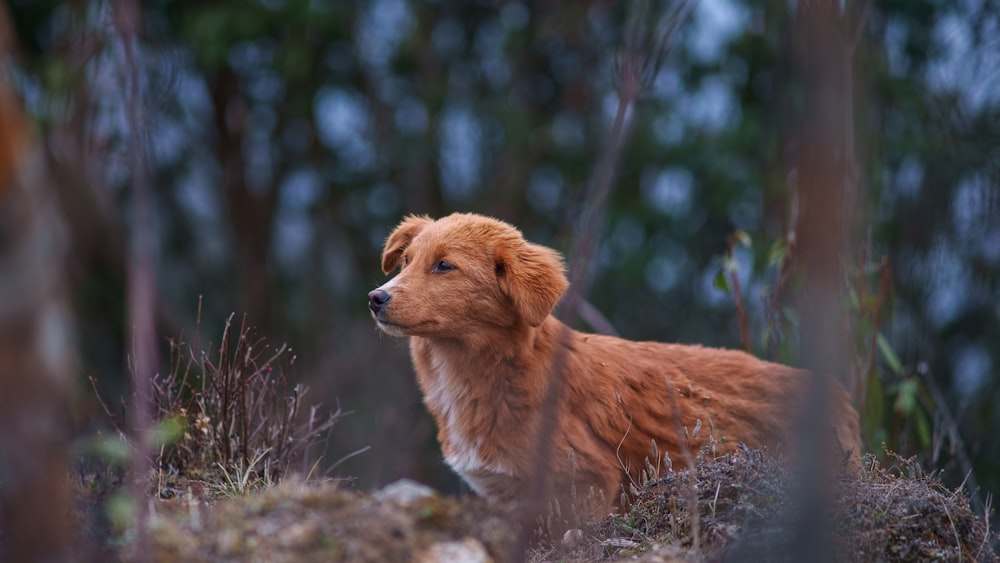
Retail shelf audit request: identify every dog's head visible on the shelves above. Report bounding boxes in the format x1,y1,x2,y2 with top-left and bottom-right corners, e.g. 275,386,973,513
368,213,568,338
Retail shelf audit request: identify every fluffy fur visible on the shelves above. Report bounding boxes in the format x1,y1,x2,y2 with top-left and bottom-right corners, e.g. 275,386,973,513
369,213,861,513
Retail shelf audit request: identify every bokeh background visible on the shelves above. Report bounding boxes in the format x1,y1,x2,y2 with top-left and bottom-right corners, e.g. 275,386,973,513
3,0,998,510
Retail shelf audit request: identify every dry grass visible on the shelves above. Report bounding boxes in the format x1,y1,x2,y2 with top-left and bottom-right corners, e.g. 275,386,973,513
76,312,352,558
72,444,995,562
534,448,997,562
90,313,345,494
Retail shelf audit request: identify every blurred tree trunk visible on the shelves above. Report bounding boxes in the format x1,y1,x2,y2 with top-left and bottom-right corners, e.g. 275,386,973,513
0,18,75,560
732,1,863,560
792,0,858,375
211,66,278,330
788,0,860,559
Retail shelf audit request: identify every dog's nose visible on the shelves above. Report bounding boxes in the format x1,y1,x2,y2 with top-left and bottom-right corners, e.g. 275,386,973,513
368,289,390,314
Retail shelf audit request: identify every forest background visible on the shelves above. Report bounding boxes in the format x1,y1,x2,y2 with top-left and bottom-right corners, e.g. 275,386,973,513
3,0,998,522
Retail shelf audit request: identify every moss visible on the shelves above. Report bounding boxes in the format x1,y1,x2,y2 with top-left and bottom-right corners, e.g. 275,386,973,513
112,478,518,563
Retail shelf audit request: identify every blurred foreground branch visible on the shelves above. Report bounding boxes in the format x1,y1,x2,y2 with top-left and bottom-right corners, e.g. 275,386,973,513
515,0,692,556
113,0,159,551
730,1,863,560
0,11,76,559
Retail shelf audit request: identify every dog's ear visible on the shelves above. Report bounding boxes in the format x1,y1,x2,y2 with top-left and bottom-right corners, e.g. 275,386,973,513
382,215,433,274
496,240,568,327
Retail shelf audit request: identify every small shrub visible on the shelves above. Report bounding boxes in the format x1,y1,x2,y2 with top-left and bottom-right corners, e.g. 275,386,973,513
94,312,342,492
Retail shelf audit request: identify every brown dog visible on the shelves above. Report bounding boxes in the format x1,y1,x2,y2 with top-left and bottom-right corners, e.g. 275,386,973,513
369,213,860,514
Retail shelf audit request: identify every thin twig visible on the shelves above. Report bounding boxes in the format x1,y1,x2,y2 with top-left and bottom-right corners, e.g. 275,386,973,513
726,233,752,353
577,298,619,336
918,364,985,518
88,376,120,424
938,499,963,563
766,239,794,360
975,493,992,559
709,481,721,518
615,417,638,491
113,0,156,553
666,380,700,551
862,256,890,405
327,445,373,472
729,270,751,353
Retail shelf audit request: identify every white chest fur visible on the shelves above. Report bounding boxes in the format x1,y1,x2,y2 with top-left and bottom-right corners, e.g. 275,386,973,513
422,354,517,498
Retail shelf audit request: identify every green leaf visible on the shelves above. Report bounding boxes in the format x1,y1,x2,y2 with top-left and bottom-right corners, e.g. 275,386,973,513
893,378,918,414
81,435,132,464
105,492,135,532
915,410,932,449
877,333,904,375
847,287,861,311
778,334,799,366
150,415,186,448
767,239,789,266
713,270,730,293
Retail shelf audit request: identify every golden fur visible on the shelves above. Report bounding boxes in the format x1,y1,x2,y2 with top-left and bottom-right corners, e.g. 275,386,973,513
369,213,861,513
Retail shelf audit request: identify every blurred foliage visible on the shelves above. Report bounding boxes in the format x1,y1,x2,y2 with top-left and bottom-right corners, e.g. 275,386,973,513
5,0,999,511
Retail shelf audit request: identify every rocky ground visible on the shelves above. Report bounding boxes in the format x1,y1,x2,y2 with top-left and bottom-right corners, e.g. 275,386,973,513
75,449,997,562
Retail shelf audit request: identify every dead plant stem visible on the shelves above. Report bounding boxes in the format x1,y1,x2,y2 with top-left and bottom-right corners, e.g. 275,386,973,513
666,380,701,551
113,0,157,553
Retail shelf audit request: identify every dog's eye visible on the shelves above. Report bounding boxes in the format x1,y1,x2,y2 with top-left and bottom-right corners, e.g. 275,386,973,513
402,255,409,267
433,260,455,273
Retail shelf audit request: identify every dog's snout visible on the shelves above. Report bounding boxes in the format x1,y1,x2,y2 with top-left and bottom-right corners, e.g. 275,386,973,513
368,289,390,314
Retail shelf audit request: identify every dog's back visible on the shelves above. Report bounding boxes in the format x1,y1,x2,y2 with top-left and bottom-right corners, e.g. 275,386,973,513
558,331,860,495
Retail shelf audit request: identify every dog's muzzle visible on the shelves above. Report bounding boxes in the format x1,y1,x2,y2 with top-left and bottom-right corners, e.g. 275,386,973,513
368,289,390,315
